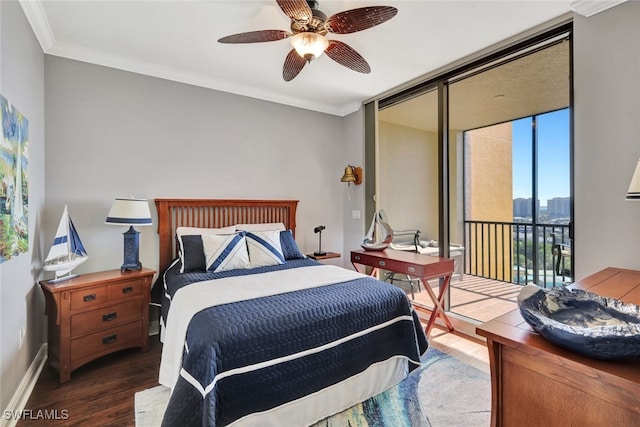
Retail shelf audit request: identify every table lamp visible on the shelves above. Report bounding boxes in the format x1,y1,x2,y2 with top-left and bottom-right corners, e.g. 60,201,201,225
314,225,326,257
105,198,152,271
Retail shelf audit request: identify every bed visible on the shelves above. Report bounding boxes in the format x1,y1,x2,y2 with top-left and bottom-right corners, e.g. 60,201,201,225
154,198,428,426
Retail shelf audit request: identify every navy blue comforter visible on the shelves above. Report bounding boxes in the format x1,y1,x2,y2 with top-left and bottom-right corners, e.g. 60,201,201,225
159,259,428,426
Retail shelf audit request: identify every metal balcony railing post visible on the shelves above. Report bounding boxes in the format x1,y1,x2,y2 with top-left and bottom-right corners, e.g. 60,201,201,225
462,220,567,286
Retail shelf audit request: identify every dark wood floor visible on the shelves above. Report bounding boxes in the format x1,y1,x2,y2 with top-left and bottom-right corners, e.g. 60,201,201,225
18,336,162,427
17,328,486,426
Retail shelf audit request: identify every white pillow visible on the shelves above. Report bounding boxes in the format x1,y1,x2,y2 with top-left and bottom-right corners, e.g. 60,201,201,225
246,230,285,267
176,225,236,237
202,233,250,272
235,222,286,232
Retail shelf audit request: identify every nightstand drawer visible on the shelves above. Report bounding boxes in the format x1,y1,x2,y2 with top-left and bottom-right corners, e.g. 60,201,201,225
110,279,143,301
71,320,143,361
71,299,143,338
70,286,109,310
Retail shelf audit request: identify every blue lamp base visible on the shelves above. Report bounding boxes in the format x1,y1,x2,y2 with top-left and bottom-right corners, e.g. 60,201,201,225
121,226,142,272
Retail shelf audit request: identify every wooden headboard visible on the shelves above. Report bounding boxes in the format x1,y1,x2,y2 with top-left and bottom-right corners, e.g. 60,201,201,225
155,199,298,272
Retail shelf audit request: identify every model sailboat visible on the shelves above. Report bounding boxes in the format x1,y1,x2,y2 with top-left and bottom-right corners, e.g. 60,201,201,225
43,205,88,283
361,210,393,251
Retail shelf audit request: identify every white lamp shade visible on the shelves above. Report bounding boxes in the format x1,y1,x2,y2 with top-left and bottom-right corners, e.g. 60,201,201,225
627,159,640,200
105,198,152,226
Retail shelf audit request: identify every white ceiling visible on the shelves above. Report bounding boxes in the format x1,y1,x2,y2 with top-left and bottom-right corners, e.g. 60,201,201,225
379,40,571,132
20,1,600,116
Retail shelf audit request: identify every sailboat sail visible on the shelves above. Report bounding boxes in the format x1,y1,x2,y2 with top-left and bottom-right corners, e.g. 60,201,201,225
43,205,88,280
361,210,393,251
68,216,87,258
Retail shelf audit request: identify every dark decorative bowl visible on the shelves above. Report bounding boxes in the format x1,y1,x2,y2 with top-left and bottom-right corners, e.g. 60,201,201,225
517,285,640,360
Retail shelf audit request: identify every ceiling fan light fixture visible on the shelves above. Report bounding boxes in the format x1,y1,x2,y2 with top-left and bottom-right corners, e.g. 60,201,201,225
290,32,328,62
219,1,398,80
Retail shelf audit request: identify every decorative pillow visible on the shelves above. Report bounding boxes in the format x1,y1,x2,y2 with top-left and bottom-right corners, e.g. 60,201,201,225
176,226,236,273
203,233,250,272
178,235,206,273
246,230,285,267
280,230,305,260
236,222,286,232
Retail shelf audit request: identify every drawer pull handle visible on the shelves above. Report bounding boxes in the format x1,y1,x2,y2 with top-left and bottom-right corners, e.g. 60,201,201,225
83,294,97,302
122,286,134,294
102,312,117,322
378,261,386,267
354,255,361,261
102,334,117,345
408,267,416,273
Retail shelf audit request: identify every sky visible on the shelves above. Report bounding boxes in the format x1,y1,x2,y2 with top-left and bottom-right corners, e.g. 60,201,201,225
512,108,570,205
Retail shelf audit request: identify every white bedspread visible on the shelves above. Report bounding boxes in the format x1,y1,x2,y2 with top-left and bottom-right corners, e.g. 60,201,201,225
159,265,368,389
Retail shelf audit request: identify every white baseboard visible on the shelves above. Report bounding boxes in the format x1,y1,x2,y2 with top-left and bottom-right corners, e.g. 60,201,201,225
1,344,48,427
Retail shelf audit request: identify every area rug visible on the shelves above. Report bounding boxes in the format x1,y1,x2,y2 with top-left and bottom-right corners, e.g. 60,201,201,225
135,347,490,426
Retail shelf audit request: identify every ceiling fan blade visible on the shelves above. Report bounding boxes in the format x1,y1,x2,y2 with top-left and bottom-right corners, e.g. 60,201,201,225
283,49,307,81
218,30,289,44
326,6,398,34
325,40,371,74
276,0,313,22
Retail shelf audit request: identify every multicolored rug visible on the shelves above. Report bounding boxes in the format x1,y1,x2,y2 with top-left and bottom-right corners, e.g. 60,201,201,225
135,347,490,426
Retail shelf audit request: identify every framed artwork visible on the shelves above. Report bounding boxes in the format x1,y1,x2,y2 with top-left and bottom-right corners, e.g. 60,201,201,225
1,95,29,263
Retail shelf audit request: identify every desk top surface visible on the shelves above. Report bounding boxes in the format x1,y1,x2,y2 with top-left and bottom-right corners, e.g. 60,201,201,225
351,249,453,266
477,267,640,381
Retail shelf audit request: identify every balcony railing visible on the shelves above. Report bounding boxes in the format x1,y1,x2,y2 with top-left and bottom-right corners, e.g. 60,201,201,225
463,220,571,288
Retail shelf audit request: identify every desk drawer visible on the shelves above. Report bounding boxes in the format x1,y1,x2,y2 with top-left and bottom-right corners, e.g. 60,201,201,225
351,252,367,264
376,258,425,276
352,252,425,276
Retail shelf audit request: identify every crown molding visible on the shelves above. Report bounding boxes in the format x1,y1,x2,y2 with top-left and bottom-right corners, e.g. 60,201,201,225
47,40,347,116
16,0,378,117
19,0,55,51
569,0,627,17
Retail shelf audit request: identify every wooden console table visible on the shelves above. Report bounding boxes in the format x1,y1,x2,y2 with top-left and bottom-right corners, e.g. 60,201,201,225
477,267,640,427
351,249,454,336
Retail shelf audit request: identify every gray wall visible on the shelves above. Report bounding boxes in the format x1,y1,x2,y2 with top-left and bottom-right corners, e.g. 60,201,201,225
573,1,640,278
44,56,350,277
0,0,46,413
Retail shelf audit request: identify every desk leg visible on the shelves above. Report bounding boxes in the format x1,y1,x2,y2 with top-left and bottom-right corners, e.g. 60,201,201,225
351,263,378,278
421,274,454,336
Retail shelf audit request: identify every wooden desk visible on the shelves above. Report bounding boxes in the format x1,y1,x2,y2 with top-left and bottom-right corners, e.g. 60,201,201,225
351,250,454,336
476,267,640,427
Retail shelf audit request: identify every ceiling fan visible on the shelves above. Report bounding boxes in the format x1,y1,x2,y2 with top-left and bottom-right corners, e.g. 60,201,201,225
217,0,398,81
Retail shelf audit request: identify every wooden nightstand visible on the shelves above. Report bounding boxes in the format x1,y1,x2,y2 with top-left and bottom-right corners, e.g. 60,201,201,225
40,268,155,383
306,252,341,261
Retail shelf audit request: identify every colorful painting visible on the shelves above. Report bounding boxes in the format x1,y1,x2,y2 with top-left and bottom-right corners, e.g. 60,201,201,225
0,95,29,263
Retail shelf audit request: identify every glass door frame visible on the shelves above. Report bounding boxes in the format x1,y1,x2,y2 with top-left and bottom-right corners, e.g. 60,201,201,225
369,22,574,317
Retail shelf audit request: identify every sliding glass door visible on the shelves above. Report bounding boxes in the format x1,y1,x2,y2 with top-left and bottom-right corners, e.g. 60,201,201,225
368,24,573,327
